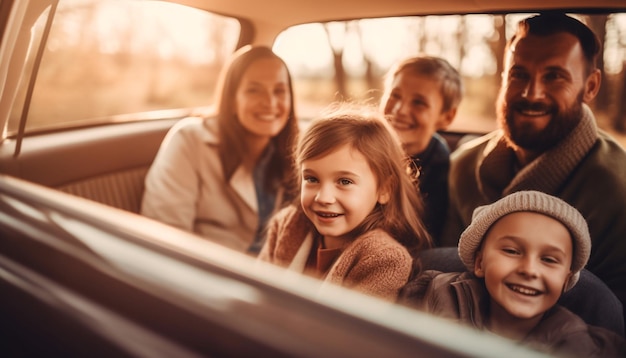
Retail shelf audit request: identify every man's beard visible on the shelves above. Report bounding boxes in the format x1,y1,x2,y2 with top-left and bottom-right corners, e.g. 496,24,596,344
497,91,584,152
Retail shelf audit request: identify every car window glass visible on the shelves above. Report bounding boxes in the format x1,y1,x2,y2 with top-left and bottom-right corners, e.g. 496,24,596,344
275,13,626,146
8,0,240,135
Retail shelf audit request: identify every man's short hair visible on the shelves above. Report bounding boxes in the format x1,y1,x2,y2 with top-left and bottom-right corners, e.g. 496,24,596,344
509,12,601,72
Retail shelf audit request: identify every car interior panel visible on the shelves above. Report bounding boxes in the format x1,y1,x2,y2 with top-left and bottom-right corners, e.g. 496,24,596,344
1,0,625,355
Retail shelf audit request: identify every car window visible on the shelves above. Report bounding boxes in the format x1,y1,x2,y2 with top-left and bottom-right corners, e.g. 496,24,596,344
7,0,240,135
275,13,626,146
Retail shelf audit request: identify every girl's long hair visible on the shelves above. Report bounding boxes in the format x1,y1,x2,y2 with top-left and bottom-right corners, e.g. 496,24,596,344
294,104,432,254
212,45,299,198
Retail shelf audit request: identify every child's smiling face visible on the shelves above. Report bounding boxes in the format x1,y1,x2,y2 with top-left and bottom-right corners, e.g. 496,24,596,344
474,211,573,325
383,70,455,156
300,144,388,244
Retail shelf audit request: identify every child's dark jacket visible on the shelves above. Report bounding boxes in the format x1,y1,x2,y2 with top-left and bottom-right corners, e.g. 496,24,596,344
399,270,626,357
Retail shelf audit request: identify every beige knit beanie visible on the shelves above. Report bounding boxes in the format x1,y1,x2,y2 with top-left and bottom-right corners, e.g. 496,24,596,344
458,190,591,291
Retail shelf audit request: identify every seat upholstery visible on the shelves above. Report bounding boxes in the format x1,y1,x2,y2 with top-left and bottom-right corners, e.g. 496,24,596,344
57,166,148,213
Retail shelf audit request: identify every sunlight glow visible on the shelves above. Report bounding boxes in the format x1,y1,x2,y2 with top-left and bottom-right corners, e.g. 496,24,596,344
274,16,499,79
274,23,334,77
55,0,239,65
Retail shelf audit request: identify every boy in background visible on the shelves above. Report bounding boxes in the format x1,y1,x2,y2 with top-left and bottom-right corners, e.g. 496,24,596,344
380,56,462,243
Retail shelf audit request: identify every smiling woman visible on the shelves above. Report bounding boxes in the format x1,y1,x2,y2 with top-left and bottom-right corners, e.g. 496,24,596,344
140,45,300,255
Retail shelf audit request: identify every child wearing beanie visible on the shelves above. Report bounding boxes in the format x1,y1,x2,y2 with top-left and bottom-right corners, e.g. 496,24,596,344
399,191,626,357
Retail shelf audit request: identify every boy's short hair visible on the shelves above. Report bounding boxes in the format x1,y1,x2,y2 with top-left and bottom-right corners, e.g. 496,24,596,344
458,190,591,291
384,56,463,113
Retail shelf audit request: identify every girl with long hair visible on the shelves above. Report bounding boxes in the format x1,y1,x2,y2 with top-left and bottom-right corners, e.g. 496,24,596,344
259,105,431,300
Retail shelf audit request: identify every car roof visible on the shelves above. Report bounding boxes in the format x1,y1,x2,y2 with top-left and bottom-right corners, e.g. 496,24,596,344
179,0,626,43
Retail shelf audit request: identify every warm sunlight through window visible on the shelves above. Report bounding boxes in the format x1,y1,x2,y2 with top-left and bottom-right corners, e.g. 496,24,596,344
9,0,241,134
275,14,626,136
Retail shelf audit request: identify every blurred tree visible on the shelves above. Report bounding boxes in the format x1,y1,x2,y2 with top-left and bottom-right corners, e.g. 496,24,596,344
611,18,626,133
356,21,377,98
617,69,626,132
456,17,467,68
418,18,427,52
587,15,610,115
488,15,506,88
324,22,348,99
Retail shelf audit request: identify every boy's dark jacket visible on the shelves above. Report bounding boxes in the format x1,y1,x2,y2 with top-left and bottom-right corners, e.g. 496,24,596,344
399,270,626,358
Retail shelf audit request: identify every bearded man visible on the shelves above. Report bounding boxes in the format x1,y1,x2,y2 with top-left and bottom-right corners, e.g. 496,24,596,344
440,12,626,330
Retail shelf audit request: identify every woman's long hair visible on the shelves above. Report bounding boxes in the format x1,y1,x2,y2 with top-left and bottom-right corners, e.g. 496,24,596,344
213,45,299,198
294,104,432,254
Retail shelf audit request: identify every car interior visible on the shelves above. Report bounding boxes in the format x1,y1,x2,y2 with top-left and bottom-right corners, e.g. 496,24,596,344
1,0,625,355
1,0,625,214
